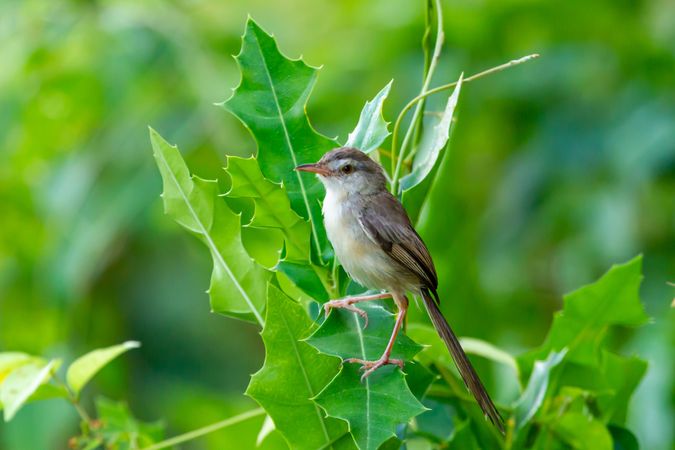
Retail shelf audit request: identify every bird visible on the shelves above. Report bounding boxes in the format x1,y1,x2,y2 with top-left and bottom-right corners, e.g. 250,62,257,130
295,147,504,434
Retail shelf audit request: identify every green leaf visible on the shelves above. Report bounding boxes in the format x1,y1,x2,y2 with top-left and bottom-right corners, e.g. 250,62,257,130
66,341,140,395
552,412,613,450
95,397,164,447
346,81,393,153
447,418,482,450
246,284,347,450
459,337,518,376
1,359,58,421
513,349,567,430
0,353,34,383
308,302,425,449
225,156,311,262
224,156,330,301
315,364,426,450
220,18,336,261
150,128,272,325
307,302,422,361
518,256,648,378
399,74,463,194
596,351,646,424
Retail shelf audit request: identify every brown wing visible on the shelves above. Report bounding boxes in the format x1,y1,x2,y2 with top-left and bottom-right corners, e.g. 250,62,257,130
357,191,438,290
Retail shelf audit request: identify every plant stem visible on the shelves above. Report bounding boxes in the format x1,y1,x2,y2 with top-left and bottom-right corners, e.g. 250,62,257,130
390,0,444,194
389,53,539,193
139,408,265,450
53,375,93,425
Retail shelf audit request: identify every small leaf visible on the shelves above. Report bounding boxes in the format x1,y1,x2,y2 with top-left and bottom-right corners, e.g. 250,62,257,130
315,364,426,450
220,18,336,261
66,341,140,395
346,81,393,153
307,302,422,361
459,337,518,376
0,353,34,384
246,284,347,450
150,128,272,324
400,73,463,194
513,349,567,430
1,359,58,421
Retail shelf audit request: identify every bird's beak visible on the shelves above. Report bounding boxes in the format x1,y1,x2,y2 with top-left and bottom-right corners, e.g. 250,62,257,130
295,163,330,176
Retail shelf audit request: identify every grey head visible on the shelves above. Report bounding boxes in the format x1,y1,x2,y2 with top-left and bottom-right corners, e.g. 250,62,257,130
295,147,387,195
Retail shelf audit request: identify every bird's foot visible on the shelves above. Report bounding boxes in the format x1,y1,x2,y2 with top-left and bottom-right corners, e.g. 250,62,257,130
345,356,404,381
323,298,369,328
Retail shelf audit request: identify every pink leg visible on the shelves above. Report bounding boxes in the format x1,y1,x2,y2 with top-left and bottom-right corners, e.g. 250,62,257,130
346,294,409,380
323,292,391,328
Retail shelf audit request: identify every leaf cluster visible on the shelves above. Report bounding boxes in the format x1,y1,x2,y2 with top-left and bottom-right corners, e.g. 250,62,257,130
145,15,650,450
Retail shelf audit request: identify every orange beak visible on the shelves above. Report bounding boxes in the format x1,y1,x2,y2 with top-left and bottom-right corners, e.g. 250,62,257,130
295,163,330,176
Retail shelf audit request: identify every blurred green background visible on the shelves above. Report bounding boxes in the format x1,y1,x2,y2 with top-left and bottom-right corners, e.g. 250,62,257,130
0,0,673,449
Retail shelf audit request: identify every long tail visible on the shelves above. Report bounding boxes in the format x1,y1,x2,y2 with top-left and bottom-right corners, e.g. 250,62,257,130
421,288,505,435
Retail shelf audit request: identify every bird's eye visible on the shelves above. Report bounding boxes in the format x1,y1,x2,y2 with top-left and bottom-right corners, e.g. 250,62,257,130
341,164,353,174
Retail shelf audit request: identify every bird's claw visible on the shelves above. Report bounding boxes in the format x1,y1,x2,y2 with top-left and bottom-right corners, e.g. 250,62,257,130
345,357,405,381
323,299,369,328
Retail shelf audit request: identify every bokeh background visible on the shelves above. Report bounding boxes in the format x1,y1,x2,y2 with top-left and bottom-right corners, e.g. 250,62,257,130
1,0,673,449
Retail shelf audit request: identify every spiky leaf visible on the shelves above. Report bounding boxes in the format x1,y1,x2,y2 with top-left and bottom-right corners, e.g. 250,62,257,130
315,364,426,450
518,256,648,379
225,156,330,301
308,302,422,361
150,128,271,325
247,284,348,450
308,302,425,449
221,19,336,261
346,81,393,153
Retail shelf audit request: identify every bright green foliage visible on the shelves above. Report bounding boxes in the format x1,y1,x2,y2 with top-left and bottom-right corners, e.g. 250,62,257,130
552,412,613,450
87,397,164,450
308,303,421,361
315,364,426,450
308,304,424,449
400,75,463,194
67,341,140,395
225,156,311,262
346,81,393,153
246,284,347,449
513,349,566,429
519,256,648,374
221,19,337,261
150,128,271,325
0,359,58,421
224,156,330,300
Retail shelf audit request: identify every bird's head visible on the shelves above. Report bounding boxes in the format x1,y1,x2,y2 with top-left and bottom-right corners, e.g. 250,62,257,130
295,147,387,195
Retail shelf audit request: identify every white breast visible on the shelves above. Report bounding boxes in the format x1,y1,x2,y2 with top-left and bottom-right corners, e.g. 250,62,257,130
322,188,401,291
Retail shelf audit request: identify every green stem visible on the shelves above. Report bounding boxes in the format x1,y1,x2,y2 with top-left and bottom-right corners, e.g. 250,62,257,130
390,0,445,194
390,53,539,193
53,376,92,425
140,408,265,450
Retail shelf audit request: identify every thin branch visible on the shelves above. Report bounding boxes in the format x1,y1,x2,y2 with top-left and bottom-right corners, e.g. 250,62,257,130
389,53,539,193
140,408,265,450
390,0,445,193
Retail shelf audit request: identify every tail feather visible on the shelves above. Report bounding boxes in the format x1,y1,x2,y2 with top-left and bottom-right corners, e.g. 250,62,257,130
421,288,505,435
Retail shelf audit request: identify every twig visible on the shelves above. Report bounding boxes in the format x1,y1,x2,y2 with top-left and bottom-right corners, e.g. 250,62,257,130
140,408,265,450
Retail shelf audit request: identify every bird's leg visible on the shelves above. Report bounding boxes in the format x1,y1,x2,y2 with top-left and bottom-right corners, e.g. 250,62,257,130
347,294,408,380
323,292,391,328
